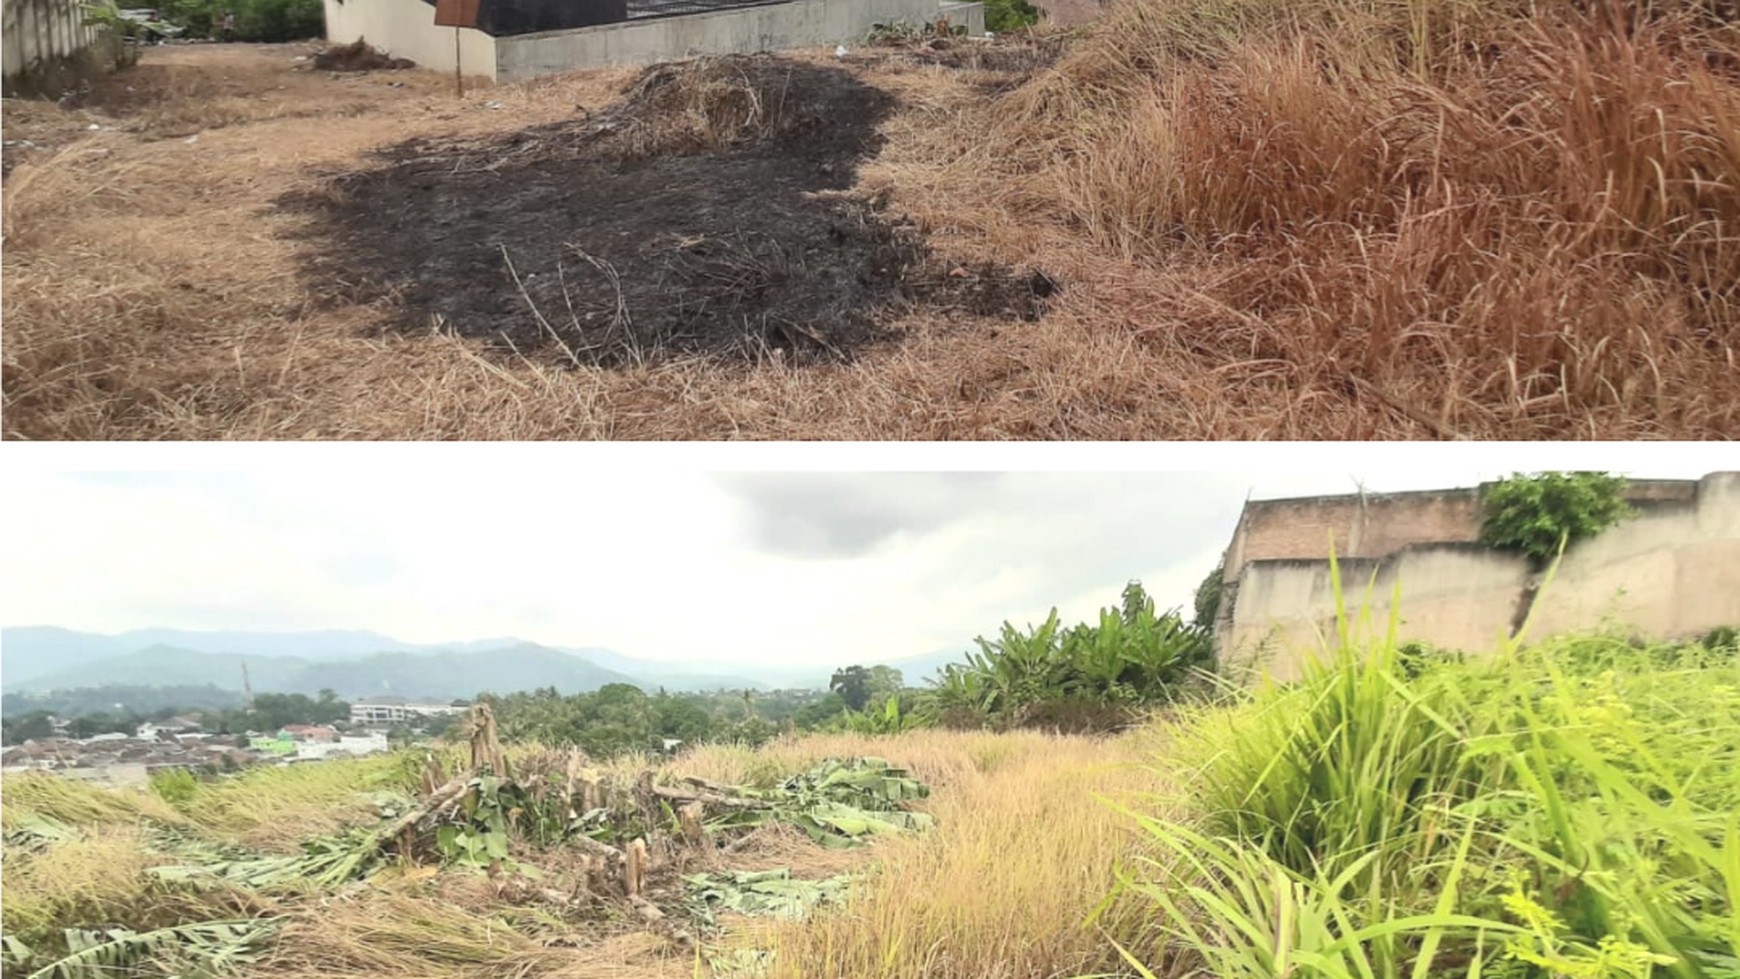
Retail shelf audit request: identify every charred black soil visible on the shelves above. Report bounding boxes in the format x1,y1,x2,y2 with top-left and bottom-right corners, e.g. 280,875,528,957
287,55,1055,366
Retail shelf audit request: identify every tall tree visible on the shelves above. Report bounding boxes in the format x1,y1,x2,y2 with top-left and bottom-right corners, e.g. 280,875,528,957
866,666,904,703
830,666,873,711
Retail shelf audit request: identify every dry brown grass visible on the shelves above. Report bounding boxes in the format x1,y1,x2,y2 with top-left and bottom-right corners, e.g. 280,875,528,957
5,21,1734,438
744,729,1163,979
987,1,1740,437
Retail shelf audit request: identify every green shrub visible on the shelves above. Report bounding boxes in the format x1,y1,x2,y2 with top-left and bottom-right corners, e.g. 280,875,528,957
983,0,1039,32
1480,471,1632,566
149,0,321,41
234,0,322,42
150,768,200,807
1192,562,1223,628
932,581,1211,729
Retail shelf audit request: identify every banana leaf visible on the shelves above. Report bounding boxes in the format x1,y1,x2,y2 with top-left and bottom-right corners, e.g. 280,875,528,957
27,918,279,979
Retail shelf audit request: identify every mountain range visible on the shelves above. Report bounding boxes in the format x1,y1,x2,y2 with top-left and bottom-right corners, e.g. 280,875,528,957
0,627,971,700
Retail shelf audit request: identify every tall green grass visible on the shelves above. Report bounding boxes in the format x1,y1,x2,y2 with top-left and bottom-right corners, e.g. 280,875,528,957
1109,559,1740,979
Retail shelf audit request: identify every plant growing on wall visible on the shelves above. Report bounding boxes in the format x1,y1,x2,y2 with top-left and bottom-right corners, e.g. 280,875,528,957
1192,562,1224,628
1479,472,1631,566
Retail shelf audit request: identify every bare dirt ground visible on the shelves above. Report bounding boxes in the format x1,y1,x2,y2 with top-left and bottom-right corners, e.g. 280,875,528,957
3,38,1693,439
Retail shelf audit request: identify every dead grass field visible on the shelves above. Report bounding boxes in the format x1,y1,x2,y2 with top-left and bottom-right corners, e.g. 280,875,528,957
3,28,1735,440
1,729,1161,979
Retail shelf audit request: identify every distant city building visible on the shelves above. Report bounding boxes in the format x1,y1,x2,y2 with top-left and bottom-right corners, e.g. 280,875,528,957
293,732,391,761
280,724,340,742
250,734,298,755
349,699,466,725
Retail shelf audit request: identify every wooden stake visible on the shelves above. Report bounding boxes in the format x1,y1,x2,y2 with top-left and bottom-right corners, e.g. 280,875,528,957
625,838,649,897
454,27,464,98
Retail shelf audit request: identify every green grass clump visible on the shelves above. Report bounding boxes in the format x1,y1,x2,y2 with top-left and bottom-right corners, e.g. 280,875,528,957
1110,565,1740,979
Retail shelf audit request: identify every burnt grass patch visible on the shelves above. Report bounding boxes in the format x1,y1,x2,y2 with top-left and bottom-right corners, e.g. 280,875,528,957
285,55,1055,366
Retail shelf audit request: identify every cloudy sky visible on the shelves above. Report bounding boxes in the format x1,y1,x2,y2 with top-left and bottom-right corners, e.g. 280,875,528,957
0,456,1721,667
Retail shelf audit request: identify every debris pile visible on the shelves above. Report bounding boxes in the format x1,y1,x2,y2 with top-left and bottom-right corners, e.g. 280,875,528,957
312,39,415,72
0,705,937,976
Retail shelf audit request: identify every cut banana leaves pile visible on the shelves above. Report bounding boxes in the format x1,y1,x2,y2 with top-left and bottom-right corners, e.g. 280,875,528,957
4,918,280,979
146,826,384,890
3,815,79,852
782,801,931,848
707,758,933,847
683,869,851,927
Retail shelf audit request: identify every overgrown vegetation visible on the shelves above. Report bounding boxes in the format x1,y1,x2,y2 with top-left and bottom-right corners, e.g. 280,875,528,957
9,0,1736,437
478,684,837,758
4,602,1734,978
1191,562,1223,627
989,0,1740,436
930,581,1211,730
133,0,321,41
1104,563,1740,979
1481,471,1635,565
983,0,1040,32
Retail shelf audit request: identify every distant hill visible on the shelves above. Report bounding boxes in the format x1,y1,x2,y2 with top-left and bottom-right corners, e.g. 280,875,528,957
1,626,973,696
6,642,643,700
0,627,135,685
296,644,644,699
551,645,771,692
110,628,420,659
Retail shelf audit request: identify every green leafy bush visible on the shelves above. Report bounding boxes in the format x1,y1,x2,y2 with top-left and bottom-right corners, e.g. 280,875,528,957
983,0,1039,31
931,581,1211,730
146,0,321,41
1480,471,1632,565
149,768,200,807
1192,562,1223,628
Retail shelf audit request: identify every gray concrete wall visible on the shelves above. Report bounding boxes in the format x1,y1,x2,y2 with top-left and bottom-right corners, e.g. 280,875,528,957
493,0,938,79
3,0,129,96
1219,473,1740,681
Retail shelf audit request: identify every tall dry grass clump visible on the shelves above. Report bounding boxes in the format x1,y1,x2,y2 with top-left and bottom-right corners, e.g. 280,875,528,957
748,731,1163,979
998,0,1740,435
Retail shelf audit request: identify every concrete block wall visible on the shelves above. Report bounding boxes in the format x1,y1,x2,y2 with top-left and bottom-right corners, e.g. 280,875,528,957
3,0,128,96
493,0,938,79
1218,473,1740,681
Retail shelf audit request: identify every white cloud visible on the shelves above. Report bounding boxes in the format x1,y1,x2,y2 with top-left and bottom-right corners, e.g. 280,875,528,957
2,459,1725,669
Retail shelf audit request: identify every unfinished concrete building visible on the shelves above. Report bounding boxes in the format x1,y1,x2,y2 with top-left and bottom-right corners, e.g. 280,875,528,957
1212,473,1740,680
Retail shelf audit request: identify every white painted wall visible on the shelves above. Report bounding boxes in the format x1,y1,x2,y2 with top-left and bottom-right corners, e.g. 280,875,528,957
323,0,497,78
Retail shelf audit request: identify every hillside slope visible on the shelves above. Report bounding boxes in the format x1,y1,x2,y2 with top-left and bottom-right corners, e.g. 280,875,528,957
6,643,644,700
